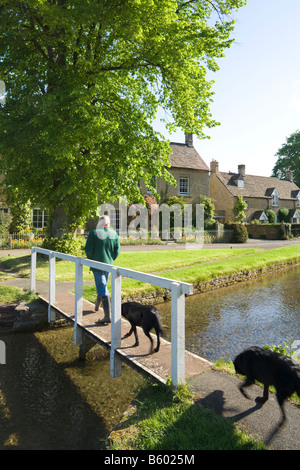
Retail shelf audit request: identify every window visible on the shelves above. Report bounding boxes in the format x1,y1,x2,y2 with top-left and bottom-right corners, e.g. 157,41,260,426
179,177,189,195
32,209,48,229
147,177,157,194
109,209,121,232
297,193,300,207
272,189,279,206
237,177,244,188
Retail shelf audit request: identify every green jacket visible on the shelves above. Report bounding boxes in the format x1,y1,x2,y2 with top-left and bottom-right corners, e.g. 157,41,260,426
85,228,121,271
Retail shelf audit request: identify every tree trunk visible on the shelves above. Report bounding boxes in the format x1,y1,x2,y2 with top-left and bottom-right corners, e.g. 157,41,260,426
50,206,72,238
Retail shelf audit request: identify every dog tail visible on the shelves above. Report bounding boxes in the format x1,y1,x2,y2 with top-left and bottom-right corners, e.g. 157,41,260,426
148,307,163,336
155,313,164,336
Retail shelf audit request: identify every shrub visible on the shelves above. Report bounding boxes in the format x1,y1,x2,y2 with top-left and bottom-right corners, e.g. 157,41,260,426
42,234,85,256
278,207,290,223
0,210,12,233
198,195,216,229
232,196,247,223
265,209,276,224
231,223,248,243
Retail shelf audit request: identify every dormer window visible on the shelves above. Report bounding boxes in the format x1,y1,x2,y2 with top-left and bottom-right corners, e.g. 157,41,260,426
233,174,244,188
272,188,279,206
237,177,244,189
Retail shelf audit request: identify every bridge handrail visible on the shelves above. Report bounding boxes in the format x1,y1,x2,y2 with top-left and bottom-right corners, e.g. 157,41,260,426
30,246,193,387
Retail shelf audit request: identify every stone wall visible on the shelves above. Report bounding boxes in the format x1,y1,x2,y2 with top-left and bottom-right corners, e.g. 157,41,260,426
246,223,286,240
0,300,48,332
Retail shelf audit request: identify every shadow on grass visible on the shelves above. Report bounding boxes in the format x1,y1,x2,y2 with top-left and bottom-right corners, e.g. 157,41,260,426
108,381,267,450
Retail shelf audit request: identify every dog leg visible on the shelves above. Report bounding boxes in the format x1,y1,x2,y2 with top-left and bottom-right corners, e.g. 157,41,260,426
154,332,160,353
122,326,134,339
122,326,139,346
255,384,269,405
276,392,287,425
239,378,254,400
143,329,154,354
132,326,139,347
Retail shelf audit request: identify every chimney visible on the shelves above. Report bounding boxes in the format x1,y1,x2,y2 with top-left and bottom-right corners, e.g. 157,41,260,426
210,160,219,174
238,164,245,177
286,169,293,182
185,133,193,147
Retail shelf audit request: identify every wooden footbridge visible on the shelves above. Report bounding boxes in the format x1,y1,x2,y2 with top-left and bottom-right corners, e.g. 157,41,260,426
30,247,212,387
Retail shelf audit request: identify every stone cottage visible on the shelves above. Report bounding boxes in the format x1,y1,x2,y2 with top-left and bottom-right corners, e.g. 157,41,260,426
209,160,300,223
140,133,210,204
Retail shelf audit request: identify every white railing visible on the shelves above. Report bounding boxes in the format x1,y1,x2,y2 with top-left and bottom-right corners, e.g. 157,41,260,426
30,246,193,388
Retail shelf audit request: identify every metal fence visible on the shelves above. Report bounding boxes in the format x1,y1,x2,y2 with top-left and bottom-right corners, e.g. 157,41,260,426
0,232,45,249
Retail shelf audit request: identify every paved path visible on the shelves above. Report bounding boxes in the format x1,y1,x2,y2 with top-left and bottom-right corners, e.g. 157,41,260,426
188,369,300,450
0,237,299,258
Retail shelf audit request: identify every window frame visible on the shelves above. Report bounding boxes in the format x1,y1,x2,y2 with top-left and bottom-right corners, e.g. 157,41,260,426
179,177,189,196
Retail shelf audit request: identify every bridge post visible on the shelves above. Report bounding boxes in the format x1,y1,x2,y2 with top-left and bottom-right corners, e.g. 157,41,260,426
30,248,36,293
110,267,122,378
74,258,83,346
48,252,56,322
171,281,185,388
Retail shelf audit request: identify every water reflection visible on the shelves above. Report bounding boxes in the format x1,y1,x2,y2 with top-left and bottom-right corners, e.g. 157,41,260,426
158,265,300,362
0,328,145,450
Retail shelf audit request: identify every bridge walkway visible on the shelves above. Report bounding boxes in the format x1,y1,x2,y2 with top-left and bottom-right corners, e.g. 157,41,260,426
40,289,212,385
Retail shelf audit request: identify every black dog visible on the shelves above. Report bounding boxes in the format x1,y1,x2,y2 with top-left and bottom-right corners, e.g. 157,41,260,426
121,302,164,354
233,346,300,423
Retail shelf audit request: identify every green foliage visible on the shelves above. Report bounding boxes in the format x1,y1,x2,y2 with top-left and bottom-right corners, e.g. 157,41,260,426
278,207,290,223
5,187,32,233
230,223,248,243
273,130,300,187
198,195,216,229
0,0,246,234
264,339,298,358
0,210,12,233
232,195,247,223
42,234,85,256
265,209,276,224
166,196,185,231
0,286,39,304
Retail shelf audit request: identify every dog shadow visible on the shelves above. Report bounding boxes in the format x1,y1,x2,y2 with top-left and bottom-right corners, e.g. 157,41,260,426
118,344,154,357
197,389,285,446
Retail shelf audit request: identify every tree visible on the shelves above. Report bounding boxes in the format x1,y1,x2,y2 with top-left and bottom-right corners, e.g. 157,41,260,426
273,130,300,188
232,195,247,223
0,0,246,236
5,187,32,233
198,195,215,229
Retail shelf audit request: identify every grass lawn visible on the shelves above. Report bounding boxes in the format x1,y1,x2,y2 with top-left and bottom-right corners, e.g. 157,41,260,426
0,245,299,301
0,285,39,304
0,248,260,279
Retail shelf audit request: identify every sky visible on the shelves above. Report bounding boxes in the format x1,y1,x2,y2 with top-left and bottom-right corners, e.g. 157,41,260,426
154,0,300,177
